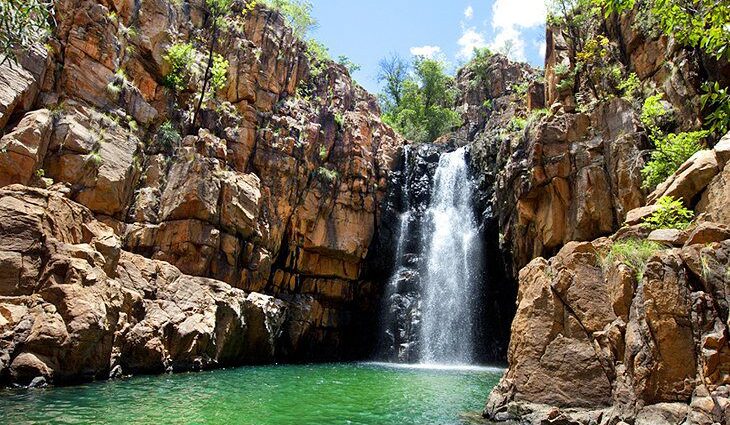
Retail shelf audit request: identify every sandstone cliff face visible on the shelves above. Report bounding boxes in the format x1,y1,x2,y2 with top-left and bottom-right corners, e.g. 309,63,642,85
0,0,402,384
474,4,730,423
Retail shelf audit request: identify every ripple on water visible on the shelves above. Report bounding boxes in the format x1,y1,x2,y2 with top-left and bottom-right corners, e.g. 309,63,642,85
0,363,503,425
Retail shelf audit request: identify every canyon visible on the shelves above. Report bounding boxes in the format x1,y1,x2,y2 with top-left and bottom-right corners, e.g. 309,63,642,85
0,0,729,424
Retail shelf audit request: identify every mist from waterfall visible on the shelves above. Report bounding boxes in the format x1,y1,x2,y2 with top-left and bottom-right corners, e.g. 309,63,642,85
420,147,479,364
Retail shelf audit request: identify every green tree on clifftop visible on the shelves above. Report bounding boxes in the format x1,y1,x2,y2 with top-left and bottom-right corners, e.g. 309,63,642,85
379,56,461,143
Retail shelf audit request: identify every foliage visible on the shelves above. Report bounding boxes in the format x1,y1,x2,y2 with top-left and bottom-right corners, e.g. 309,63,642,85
334,112,344,129
649,0,730,59
553,62,576,93
512,82,529,97
381,57,462,143
318,145,327,160
641,130,707,189
304,39,330,78
0,0,54,66
509,116,527,132
642,195,694,230
261,0,317,38
601,239,663,281
617,72,640,101
595,0,635,17
377,53,409,112
337,55,361,74
315,166,338,182
593,0,729,59
209,53,229,95
526,108,549,128
640,94,670,137
163,42,195,91
576,35,610,64
157,121,182,150
700,81,730,138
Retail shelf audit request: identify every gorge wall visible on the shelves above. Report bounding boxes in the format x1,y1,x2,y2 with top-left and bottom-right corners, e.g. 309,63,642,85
0,0,403,385
458,4,730,425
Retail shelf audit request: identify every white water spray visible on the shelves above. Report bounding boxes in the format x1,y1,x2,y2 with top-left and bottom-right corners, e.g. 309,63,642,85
419,147,479,364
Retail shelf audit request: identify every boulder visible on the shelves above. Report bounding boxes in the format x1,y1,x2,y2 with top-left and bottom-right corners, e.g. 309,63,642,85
0,109,52,187
648,149,720,205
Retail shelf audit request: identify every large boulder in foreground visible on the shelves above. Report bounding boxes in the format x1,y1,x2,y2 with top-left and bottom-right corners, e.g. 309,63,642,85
0,186,306,385
485,230,730,424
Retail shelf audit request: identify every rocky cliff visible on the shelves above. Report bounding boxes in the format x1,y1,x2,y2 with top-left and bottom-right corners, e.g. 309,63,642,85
0,0,403,385
469,4,730,424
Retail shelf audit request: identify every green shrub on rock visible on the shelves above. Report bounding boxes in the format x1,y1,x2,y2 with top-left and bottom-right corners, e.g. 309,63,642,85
601,238,664,281
642,195,694,230
163,42,195,91
641,130,707,190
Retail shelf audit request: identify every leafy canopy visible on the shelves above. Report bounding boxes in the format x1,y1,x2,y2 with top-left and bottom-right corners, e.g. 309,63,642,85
261,0,317,38
0,0,54,65
381,57,462,143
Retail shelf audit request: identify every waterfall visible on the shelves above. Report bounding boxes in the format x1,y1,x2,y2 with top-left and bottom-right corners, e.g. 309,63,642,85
379,145,480,365
419,147,479,364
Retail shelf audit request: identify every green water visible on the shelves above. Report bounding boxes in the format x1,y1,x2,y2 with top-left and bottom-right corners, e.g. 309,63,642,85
0,362,503,425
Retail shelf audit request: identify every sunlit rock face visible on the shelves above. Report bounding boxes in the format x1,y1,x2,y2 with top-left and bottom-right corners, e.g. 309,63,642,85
0,0,404,384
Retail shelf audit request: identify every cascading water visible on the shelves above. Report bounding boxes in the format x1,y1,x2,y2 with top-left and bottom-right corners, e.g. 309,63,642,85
379,145,481,365
419,147,479,364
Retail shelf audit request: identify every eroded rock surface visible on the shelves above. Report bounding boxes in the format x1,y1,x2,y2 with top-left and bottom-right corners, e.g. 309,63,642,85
0,0,403,384
0,186,306,385
485,232,730,424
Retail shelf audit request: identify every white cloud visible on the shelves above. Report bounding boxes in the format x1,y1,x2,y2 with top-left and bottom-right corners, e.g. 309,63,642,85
492,0,546,29
464,5,474,20
488,0,547,62
410,45,442,58
457,27,487,60
489,26,526,61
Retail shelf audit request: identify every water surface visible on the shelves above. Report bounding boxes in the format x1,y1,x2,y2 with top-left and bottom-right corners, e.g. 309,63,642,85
0,362,503,425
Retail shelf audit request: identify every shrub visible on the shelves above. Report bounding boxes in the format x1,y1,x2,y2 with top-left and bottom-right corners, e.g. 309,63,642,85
163,42,195,91
526,108,549,128
337,55,361,74
700,81,730,138
0,0,54,65
617,72,640,101
640,93,669,137
642,195,694,230
156,121,182,150
602,238,664,281
305,39,330,78
261,0,317,38
641,130,707,189
334,112,345,129
508,116,527,132
209,53,229,94
315,166,338,182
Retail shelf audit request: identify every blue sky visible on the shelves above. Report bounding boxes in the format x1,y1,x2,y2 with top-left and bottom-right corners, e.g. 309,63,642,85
310,0,548,94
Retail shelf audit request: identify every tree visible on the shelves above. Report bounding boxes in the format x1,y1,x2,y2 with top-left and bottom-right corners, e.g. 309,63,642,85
0,0,54,66
192,0,232,129
377,53,409,113
381,57,462,143
262,0,318,38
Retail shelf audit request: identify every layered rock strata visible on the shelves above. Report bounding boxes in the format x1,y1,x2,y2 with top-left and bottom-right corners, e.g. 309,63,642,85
0,0,403,384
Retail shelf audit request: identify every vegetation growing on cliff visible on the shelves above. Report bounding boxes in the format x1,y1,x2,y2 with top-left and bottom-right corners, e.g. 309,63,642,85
601,239,664,280
639,93,707,189
0,0,54,65
378,55,461,143
642,195,694,230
